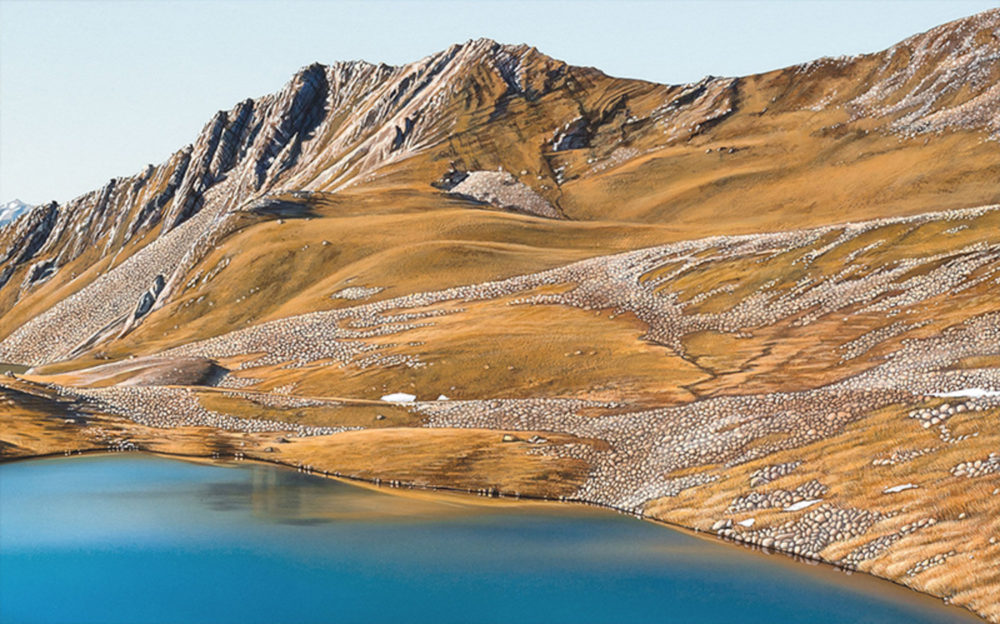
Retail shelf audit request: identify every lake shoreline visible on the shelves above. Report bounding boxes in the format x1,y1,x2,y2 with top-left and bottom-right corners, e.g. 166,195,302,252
1,447,983,623
1,369,995,623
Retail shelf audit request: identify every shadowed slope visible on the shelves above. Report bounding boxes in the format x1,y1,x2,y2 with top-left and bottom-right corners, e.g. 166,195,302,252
2,11,999,363
2,10,1000,623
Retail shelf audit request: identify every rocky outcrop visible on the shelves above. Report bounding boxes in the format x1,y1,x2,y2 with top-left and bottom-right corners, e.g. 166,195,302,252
551,117,591,151
20,258,58,290
2,12,998,360
650,76,739,143
0,202,58,290
132,275,165,321
127,150,192,238
448,170,562,219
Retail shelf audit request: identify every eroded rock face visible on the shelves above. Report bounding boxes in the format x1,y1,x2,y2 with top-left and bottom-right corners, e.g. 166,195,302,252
1,203,58,268
132,275,165,321
649,76,739,143
0,202,58,290
551,117,591,151
4,11,998,334
20,258,58,290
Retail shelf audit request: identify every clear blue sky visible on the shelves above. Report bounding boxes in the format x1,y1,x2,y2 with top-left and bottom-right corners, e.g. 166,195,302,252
1,0,996,205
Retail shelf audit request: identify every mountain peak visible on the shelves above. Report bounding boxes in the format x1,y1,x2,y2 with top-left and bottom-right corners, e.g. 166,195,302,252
2,13,1000,622
0,199,32,229
2,13,997,331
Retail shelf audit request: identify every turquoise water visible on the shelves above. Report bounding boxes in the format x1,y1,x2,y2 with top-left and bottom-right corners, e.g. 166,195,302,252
0,455,975,624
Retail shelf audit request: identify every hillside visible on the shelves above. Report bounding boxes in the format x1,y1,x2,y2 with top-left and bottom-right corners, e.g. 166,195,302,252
1,9,999,622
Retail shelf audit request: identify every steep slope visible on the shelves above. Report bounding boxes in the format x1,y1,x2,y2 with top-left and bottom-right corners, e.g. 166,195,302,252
2,9,1000,623
2,10,999,364
6,203,999,621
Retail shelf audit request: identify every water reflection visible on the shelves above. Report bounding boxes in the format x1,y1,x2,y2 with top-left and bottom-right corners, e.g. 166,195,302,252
199,462,556,525
0,454,981,624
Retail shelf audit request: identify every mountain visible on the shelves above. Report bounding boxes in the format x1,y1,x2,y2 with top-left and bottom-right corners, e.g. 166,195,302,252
1,9,999,622
0,199,31,229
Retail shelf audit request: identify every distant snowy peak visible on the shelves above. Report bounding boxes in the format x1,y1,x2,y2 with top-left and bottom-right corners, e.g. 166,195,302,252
0,200,32,229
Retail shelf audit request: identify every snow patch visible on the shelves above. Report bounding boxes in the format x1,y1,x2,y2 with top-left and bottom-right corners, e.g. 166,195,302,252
884,483,919,494
930,388,1000,398
0,199,32,229
783,499,823,512
380,392,416,403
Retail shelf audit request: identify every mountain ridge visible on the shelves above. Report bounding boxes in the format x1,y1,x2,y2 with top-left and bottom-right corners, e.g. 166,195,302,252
2,11,1000,622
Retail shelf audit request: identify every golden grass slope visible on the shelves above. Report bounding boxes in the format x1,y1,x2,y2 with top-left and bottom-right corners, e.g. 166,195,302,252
2,9,1000,624
2,11,998,353
6,202,999,621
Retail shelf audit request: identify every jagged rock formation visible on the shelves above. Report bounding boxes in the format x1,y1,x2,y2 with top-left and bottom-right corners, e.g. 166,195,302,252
0,202,58,290
2,10,1000,623
3,11,998,336
0,194,233,364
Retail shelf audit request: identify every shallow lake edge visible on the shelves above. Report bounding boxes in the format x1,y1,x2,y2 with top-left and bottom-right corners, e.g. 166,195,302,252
0,448,983,623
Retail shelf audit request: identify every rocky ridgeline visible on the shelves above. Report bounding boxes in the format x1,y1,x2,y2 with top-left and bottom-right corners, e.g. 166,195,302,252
848,8,1000,139
0,39,638,358
0,191,233,365
0,202,58,290
0,41,540,316
0,69,325,310
279,40,559,192
3,12,998,356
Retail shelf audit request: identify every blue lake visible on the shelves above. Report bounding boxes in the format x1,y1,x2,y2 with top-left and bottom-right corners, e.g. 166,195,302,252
0,454,976,624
